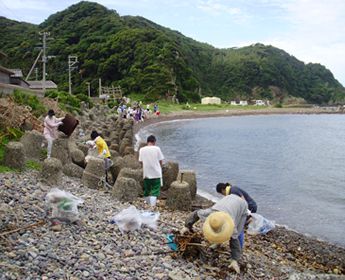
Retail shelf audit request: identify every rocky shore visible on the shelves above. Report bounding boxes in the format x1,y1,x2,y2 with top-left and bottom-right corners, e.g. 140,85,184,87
1,170,344,280
1,105,345,280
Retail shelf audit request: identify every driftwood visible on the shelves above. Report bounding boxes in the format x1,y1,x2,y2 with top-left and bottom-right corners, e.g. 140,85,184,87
0,220,45,237
0,97,43,130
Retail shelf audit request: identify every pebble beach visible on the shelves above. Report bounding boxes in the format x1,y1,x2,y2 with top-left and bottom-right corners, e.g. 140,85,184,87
1,170,345,280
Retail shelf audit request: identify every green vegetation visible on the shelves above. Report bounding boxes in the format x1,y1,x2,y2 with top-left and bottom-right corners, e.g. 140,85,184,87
25,160,42,171
44,90,89,113
13,90,46,117
1,1,345,105
0,165,15,173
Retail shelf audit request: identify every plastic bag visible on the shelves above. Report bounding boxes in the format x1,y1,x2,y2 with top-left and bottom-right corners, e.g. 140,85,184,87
111,206,142,233
111,206,160,232
141,211,160,230
247,213,275,235
45,188,84,223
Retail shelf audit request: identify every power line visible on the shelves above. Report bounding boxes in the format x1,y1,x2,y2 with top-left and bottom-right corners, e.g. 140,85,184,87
0,0,21,22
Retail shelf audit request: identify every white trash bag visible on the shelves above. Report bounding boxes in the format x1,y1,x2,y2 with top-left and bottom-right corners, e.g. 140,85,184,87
247,213,275,235
140,211,160,230
45,188,84,223
111,206,160,232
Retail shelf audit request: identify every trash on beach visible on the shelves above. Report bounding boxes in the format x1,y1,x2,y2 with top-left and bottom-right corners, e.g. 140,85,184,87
45,188,84,223
247,213,275,235
166,234,178,251
111,206,160,233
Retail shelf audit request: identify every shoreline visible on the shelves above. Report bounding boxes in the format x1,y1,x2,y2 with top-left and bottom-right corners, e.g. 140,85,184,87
133,106,344,135
134,107,345,250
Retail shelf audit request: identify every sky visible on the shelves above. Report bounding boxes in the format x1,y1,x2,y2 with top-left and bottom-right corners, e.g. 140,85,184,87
1,0,344,86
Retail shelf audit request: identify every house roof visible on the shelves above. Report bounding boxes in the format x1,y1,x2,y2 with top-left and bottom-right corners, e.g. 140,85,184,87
0,65,14,75
27,80,58,89
9,69,23,78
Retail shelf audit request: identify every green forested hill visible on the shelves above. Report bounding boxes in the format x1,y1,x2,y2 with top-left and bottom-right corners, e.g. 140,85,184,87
1,1,344,104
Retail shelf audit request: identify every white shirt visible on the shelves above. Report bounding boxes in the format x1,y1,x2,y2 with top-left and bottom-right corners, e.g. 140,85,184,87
139,145,164,179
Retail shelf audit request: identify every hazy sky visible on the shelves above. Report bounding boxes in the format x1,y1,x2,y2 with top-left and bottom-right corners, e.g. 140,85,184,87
1,0,344,86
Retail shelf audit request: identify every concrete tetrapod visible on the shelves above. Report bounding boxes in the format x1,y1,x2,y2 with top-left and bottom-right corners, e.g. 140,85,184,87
166,180,192,211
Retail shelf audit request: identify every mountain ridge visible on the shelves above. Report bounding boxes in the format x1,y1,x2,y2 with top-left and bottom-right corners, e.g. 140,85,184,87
1,1,344,104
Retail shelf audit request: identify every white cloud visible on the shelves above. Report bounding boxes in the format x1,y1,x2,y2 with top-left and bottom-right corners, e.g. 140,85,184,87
198,0,241,16
1,0,50,11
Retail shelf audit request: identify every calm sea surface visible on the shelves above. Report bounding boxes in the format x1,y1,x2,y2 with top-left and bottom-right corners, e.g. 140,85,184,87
136,114,345,247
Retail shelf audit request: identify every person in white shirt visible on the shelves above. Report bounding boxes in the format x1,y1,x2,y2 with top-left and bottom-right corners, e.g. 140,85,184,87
138,135,164,206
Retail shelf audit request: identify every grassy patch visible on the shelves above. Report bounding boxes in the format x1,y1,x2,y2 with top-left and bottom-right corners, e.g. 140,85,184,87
153,101,268,113
13,89,46,117
0,165,16,173
25,160,42,171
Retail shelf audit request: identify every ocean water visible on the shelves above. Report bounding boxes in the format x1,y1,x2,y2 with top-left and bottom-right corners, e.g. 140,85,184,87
136,114,345,247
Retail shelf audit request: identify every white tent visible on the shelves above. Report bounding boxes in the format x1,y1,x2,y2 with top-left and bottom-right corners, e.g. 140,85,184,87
201,96,221,105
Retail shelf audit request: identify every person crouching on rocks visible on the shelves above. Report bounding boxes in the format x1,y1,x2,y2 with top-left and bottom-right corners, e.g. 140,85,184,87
216,182,257,248
89,130,112,183
43,109,64,159
181,194,248,274
138,135,164,207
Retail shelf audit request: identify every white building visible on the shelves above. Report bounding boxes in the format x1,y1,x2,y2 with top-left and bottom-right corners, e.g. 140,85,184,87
231,100,248,106
201,96,221,105
255,100,266,106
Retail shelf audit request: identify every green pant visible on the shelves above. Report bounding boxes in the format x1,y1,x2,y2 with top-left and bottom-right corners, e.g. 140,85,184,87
143,178,161,197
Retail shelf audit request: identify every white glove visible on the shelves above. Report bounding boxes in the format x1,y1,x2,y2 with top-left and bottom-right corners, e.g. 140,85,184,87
180,227,190,235
86,140,95,148
228,259,240,274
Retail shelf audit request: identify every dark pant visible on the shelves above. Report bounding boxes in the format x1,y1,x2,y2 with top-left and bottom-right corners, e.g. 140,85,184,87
230,238,241,260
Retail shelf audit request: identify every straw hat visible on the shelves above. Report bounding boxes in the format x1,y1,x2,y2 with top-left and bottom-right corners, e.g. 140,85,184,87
203,211,234,244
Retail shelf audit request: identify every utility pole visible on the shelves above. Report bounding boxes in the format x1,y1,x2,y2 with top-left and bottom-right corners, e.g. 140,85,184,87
86,82,91,98
25,49,42,81
68,55,78,95
39,32,50,93
99,78,102,97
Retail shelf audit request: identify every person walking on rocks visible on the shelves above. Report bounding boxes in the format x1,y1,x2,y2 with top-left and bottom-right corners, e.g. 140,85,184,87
216,182,257,249
89,130,112,183
181,194,248,274
138,135,164,207
43,109,64,159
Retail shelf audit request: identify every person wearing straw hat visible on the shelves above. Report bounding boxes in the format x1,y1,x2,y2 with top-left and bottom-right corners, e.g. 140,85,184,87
182,194,248,274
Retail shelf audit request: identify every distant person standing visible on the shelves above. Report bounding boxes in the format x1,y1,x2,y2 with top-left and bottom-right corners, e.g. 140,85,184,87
43,109,64,159
139,135,164,207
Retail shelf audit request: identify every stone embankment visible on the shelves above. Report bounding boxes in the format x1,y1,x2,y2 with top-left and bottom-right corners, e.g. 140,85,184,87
1,104,345,279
